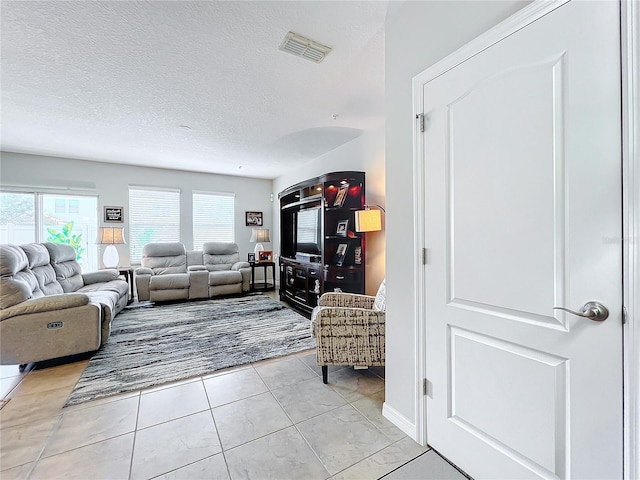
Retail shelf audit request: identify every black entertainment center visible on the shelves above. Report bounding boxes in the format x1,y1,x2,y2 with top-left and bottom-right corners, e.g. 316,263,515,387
279,171,366,314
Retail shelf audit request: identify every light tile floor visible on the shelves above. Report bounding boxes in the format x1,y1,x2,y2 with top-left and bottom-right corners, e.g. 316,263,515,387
0,296,468,480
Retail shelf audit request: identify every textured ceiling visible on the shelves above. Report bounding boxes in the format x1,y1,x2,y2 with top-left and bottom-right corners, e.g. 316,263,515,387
1,1,389,179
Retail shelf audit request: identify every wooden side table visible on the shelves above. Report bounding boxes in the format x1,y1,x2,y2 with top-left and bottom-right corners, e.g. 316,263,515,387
116,266,135,304
250,262,276,292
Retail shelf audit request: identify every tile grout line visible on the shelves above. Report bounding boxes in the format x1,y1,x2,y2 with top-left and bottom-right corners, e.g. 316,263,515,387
127,391,142,480
202,373,233,480
253,358,333,479
24,413,63,480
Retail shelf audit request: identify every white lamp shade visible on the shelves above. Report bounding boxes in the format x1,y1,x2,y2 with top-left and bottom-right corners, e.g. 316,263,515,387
97,227,126,245
355,209,382,232
102,244,120,269
249,228,270,243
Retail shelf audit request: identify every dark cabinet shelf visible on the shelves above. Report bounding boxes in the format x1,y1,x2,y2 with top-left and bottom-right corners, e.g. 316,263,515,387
279,171,366,314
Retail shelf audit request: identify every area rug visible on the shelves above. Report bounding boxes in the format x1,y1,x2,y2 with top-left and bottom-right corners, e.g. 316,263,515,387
64,294,315,407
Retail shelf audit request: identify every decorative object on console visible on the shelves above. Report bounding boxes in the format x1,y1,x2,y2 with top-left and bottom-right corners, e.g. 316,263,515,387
335,243,348,266
335,219,348,237
355,204,386,233
248,253,256,263
97,226,126,268
245,211,263,226
333,183,349,207
354,246,362,265
258,250,273,262
250,227,270,256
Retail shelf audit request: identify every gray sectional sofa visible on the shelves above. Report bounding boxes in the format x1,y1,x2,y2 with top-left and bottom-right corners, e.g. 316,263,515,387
135,242,251,302
0,242,129,365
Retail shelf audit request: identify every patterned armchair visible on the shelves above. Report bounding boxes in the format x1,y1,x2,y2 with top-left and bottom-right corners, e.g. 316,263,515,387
311,279,385,383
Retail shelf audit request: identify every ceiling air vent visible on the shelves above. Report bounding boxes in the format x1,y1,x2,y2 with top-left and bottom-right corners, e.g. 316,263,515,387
279,31,332,63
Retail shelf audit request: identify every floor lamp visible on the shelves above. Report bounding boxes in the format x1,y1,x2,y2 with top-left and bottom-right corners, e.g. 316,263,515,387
355,204,385,233
97,226,126,269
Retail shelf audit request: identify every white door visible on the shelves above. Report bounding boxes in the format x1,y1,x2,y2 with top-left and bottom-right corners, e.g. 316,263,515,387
420,1,622,478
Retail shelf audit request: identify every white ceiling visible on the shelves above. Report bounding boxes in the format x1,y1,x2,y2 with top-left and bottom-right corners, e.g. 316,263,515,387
1,1,390,180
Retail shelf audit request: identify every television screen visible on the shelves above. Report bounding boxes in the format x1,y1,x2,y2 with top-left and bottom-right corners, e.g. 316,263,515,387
296,207,321,254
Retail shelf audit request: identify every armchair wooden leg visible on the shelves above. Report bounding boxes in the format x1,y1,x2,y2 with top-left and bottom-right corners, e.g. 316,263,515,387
322,365,328,384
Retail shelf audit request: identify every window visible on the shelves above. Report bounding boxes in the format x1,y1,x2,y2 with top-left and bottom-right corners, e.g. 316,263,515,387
0,192,36,244
54,198,65,213
129,186,180,264
192,192,234,250
0,191,98,271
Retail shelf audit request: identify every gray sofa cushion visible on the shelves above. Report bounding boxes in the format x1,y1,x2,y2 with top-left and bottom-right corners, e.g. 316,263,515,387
0,277,32,310
209,270,242,286
22,243,64,296
0,244,44,302
0,244,28,276
45,242,84,292
142,242,187,275
0,293,89,321
149,273,190,289
187,250,203,267
203,242,240,271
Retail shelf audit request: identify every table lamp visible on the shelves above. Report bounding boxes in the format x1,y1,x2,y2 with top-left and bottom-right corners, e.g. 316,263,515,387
97,226,126,268
250,228,270,256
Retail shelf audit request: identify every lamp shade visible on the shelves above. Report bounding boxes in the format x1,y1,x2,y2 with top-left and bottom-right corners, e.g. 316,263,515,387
355,209,382,232
97,227,126,245
249,228,270,243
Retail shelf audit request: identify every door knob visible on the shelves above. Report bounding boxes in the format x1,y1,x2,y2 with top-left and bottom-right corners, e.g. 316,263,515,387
553,301,609,322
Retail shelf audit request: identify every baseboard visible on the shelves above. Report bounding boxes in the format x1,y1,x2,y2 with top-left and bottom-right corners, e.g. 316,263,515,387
383,401,418,440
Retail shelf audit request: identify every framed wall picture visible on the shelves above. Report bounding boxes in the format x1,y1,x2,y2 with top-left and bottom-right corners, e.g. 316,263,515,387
248,253,256,263
335,219,349,237
104,206,124,223
246,211,263,226
333,183,349,207
335,243,349,266
258,250,273,263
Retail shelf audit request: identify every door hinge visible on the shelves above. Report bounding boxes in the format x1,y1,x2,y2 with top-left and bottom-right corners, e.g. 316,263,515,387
416,113,425,132
423,378,428,396
623,305,628,325
422,248,428,265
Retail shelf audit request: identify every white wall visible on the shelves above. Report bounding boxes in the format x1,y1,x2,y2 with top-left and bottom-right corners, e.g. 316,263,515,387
0,152,273,267
384,0,530,435
272,124,386,295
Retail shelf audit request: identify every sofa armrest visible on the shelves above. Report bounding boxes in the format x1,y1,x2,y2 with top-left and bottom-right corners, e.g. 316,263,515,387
188,270,209,299
134,267,153,301
135,267,154,276
232,261,250,270
0,293,89,321
311,306,385,366
318,292,376,309
188,265,208,272
82,269,119,285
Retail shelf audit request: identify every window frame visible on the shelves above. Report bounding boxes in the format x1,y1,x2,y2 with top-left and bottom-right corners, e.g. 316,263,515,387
192,190,235,251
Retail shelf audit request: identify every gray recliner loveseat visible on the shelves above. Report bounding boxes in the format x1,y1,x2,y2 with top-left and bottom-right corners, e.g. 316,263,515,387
0,242,129,365
135,242,251,302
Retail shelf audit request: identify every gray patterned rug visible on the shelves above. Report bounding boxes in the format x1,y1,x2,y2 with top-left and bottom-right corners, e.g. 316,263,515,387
65,294,315,407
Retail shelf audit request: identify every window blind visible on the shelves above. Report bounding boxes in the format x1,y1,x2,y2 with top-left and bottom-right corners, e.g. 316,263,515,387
129,187,180,263
193,192,235,250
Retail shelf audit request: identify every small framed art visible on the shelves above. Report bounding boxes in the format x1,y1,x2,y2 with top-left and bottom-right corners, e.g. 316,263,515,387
258,250,273,263
333,183,349,207
245,211,263,226
335,219,348,237
104,206,124,223
248,253,256,263
335,243,348,266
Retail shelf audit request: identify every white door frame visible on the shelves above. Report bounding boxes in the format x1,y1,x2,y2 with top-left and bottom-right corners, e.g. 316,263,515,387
411,1,640,477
